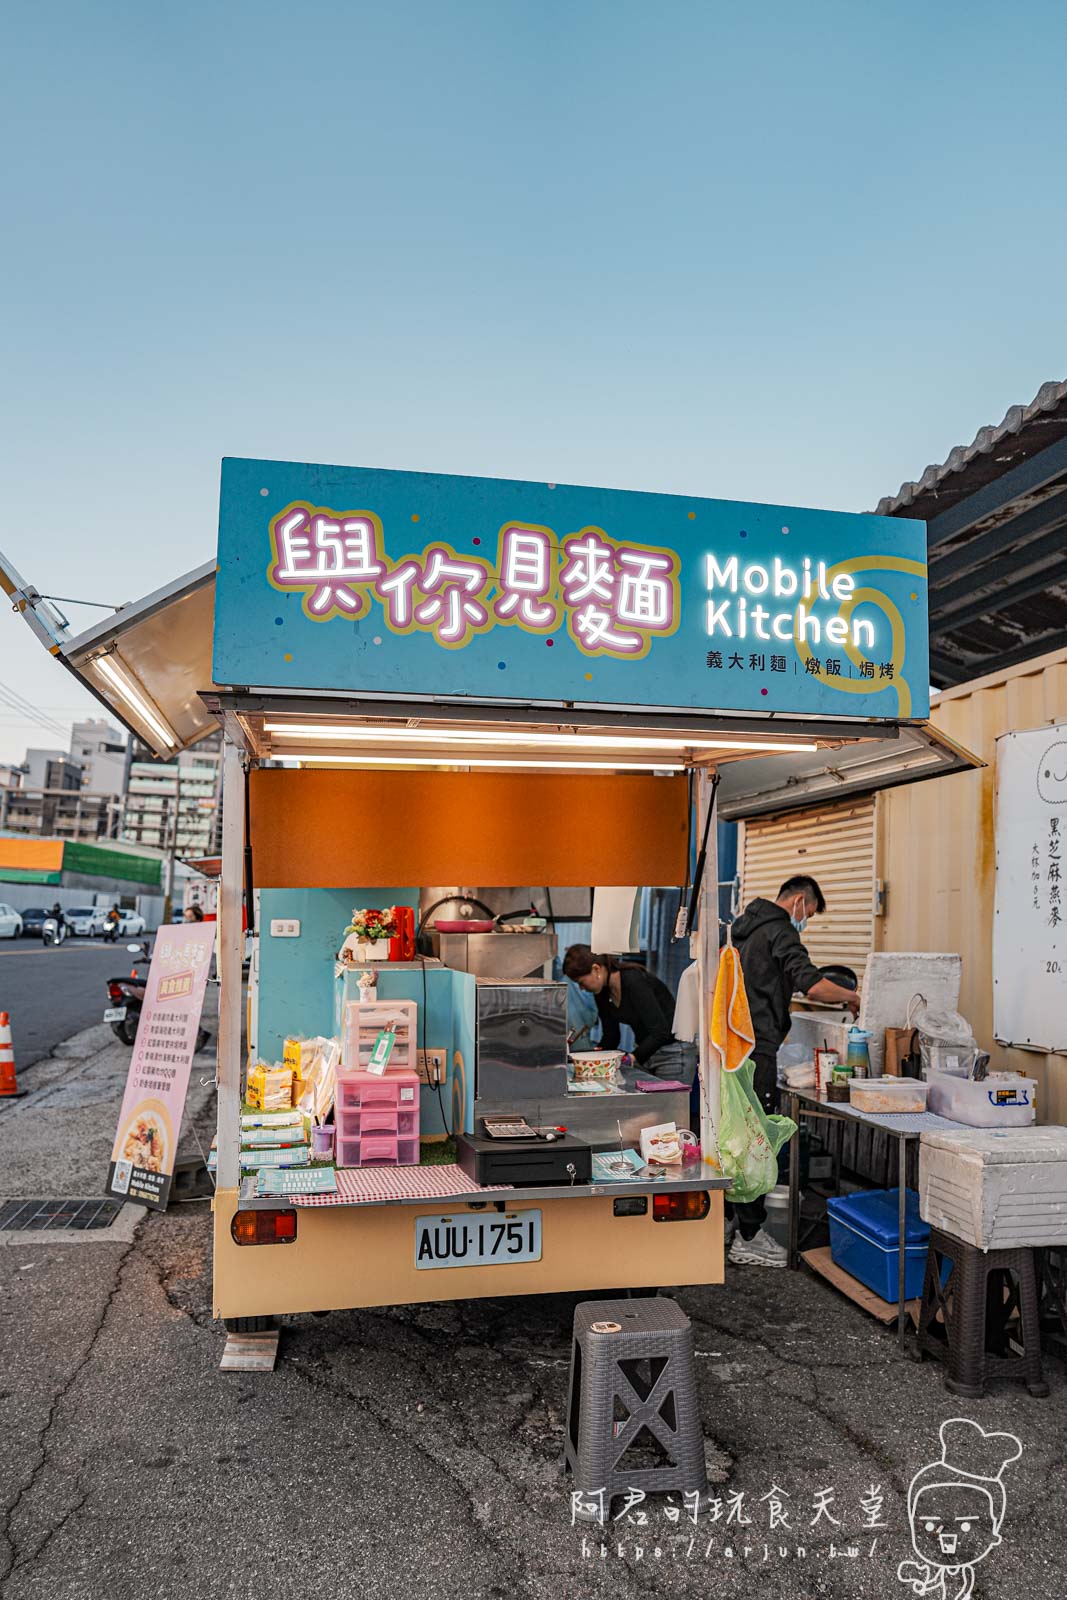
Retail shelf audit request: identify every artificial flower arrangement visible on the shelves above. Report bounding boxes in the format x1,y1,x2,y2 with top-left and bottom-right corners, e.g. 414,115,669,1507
346,907,397,943
339,906,398,965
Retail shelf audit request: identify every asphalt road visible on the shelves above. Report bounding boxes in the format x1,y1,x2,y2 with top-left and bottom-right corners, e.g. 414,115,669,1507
0,1016,1065,1599
0,937,149,1073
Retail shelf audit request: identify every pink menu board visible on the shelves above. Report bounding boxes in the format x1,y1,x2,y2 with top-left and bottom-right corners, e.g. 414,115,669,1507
107,922,216,1209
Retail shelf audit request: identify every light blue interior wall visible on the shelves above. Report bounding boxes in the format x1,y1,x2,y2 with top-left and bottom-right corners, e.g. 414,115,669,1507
258,887,471,1136
257,888,417,1056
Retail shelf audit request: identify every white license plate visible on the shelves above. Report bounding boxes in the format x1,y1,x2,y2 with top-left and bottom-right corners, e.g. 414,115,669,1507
415,1210,542,1270
104,1007,127,1022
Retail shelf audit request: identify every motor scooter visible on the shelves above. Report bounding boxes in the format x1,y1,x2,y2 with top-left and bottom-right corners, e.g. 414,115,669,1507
41,915,68,948
104,941,211,1052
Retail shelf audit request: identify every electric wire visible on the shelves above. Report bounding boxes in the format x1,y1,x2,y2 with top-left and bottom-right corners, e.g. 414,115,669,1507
0,675,71,733
0,678,70,740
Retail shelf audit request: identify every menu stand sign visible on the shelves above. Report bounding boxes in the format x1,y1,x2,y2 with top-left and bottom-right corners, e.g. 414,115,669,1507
107,923,216,1209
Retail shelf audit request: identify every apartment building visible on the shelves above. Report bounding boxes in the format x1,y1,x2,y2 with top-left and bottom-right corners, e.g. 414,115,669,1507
121,732,222,856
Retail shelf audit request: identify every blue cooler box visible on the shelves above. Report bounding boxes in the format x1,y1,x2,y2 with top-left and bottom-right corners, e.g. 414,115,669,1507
826,1188,930,1303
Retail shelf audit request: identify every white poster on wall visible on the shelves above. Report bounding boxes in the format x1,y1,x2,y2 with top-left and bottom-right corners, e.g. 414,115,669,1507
591,887,640,953
993,723,1067,1050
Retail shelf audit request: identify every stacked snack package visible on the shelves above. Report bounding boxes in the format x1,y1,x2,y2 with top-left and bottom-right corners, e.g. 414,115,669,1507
227,1037,339,1179
247,1063,294,1111
283,1035,339,1123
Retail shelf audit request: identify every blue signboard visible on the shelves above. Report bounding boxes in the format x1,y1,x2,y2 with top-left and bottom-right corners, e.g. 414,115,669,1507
213,458,929,720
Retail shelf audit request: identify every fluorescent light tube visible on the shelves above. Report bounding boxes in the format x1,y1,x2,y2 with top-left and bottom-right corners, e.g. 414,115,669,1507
295,754,684,772
264,722,817,755
94,655,177,750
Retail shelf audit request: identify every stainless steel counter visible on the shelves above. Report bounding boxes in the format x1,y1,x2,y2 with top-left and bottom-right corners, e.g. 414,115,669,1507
436,928,556,979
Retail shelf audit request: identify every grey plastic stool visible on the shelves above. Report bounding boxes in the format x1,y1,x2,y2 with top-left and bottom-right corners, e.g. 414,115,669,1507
564,1297,708,1511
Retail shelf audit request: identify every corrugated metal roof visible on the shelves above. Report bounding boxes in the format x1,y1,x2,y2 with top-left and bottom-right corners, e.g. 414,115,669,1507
873,379,1067,687
875,378,1067,519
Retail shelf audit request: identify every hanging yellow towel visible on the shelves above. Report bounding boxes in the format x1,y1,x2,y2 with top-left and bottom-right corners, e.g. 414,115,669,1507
711,941,755,1073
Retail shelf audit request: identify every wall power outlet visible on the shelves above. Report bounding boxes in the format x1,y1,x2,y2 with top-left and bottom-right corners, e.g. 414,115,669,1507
416,1049,447,1085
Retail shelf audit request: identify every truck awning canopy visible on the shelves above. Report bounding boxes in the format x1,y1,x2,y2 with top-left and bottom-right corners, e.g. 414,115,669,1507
8,557,980,809
58,561,219,754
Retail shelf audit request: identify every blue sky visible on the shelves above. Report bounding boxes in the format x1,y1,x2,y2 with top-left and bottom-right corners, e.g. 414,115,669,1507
2,0,1065,763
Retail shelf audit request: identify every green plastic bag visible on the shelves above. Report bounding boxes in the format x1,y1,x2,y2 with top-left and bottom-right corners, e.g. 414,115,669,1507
718,1059,798,1204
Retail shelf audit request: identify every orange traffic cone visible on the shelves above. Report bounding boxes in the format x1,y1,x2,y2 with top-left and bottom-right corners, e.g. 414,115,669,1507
0,1011,21,1098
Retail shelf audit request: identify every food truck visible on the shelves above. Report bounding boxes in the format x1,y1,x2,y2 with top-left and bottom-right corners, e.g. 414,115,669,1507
1,459,974,1326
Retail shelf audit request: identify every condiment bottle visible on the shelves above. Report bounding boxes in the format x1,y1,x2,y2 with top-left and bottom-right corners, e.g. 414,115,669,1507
846,1026,871,1079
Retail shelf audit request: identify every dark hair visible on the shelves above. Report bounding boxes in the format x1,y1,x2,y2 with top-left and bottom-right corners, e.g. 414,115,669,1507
185,903,205,921
563,945,648,981
562,945,619,982
778,875,826,915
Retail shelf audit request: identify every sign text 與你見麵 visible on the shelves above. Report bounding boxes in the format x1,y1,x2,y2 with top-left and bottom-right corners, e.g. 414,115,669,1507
212,460,929,718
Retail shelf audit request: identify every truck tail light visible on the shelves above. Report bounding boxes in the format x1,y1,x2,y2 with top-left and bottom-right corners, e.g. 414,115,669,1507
652,1191,711,1222
231,1209,297,1245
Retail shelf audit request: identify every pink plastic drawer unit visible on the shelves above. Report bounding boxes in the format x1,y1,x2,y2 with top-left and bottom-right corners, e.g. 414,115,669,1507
336,1132,399,1167
336,1068,421,1114
334,1068,420,1166
333,1104,397,1137
336,1133,422,1168
362,1134,401,1165
336,1134,361,1168
359,1106,401,1135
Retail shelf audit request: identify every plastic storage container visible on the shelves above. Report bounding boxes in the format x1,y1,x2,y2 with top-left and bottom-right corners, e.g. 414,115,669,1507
826,1188,932,1302
926,1071,1036,1128
336,1067,420,1114
342,999,418,1072
335,1067,420,1167
849,1078,929,1115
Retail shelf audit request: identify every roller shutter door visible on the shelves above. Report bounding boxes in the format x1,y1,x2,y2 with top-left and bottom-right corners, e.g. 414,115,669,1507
739,797,876,978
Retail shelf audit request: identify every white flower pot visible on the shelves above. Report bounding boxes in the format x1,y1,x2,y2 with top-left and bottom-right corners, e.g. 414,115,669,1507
339,935,388,964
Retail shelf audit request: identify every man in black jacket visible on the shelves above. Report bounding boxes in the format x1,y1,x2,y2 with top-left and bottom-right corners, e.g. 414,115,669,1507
726,873,860,1268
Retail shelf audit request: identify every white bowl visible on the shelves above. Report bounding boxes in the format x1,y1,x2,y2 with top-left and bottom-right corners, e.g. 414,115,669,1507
569,1049,624,1082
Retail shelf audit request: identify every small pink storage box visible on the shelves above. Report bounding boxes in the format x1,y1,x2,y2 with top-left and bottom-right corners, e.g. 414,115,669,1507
336,1068,420,1114
335,1069,420,1167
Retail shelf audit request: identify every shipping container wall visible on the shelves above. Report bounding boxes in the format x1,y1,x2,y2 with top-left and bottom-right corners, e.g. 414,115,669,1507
739,796,877,978
879,648,1067,1125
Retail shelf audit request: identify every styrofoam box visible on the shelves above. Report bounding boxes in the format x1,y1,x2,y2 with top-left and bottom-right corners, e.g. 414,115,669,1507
919,1126,1067,1250
926,1071,1036,1128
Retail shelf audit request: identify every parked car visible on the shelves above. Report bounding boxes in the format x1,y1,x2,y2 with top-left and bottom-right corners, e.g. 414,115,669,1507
19,907,47,937
118,910,147,936
66,906,108,937
0,903,23,939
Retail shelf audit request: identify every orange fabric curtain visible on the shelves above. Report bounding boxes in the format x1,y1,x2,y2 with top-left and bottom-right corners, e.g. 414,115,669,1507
249,768,688,888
